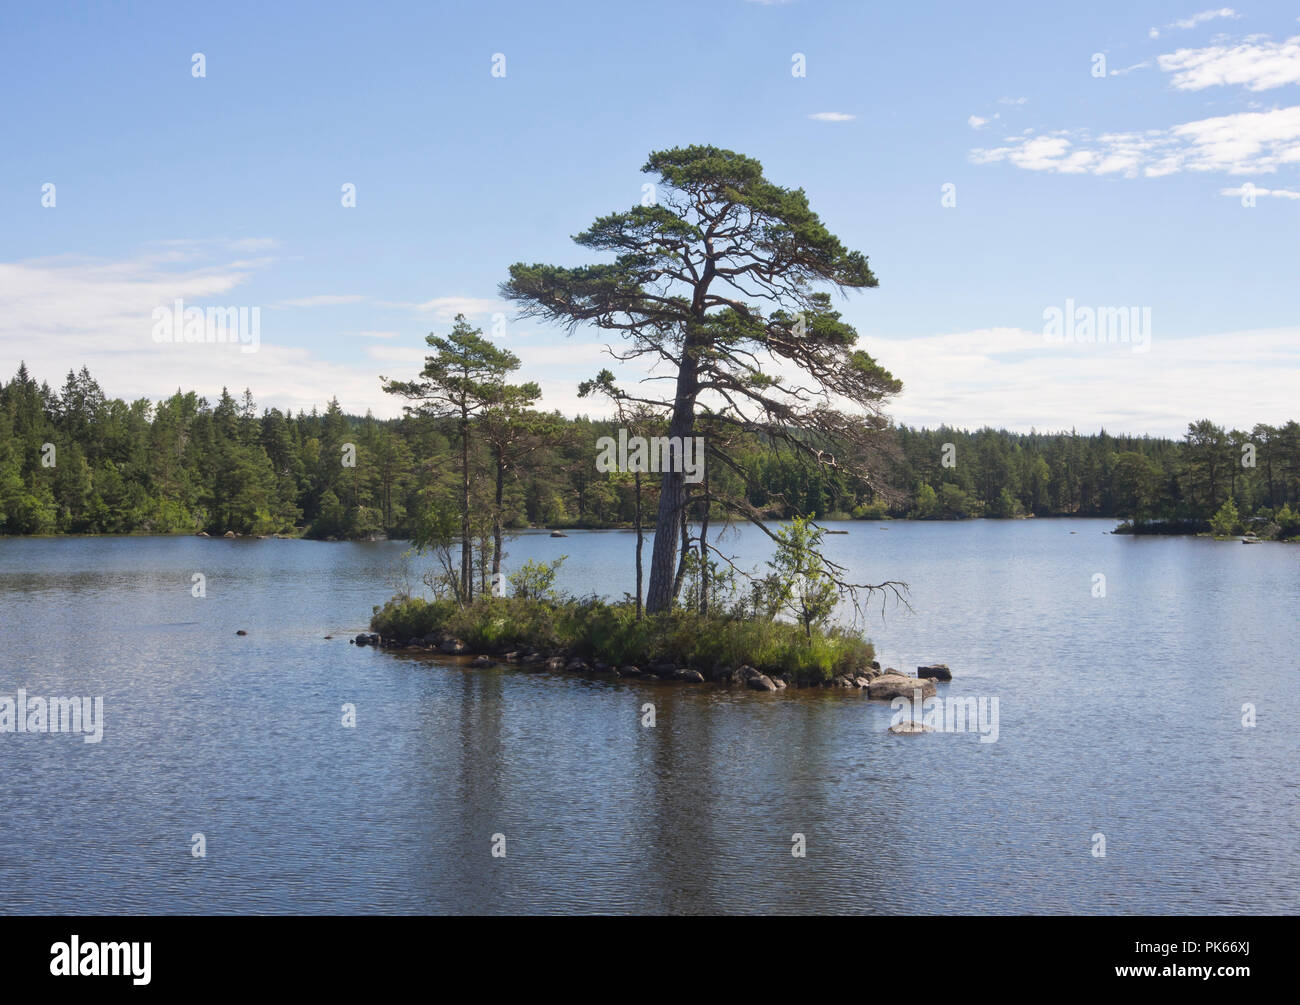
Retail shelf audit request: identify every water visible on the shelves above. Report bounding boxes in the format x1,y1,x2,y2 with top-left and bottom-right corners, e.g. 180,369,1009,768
1,520,1296,914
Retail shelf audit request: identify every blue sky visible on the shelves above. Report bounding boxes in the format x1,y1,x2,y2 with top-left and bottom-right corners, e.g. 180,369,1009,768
2,0,1297,435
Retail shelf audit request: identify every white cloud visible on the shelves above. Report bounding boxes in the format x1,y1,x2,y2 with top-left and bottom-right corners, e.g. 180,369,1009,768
354,329,399,338
998,96,1028,105
871,324,1300,436
411,295,503,320
809,111,855,122
0,253,394,417
1220,184,1300,198
1158,34,1300,92
1149,8,1241,39
968,115,990,129
972,105,1300,176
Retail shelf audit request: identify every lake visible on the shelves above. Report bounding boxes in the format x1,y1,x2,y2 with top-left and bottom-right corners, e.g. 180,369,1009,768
1,519,1296,914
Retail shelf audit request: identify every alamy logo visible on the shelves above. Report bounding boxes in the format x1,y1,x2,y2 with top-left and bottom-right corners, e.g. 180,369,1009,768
595,429,705,484
890,690,1000,742
50,936,150,985
0,691,103,743
151,298,261,354
1043,298,1150,354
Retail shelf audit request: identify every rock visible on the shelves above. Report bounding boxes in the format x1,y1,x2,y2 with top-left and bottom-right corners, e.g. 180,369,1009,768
889,721,934,735
650,662,677,676
439,639,468,655
522,652,544,665
354,633,371,646
675,669,705,683
854,676,871,688
918,663,952,681
620,665,640,677
545,657,565,672
593,661,609,672
324,635,332,640
870,660,881,670
867,674,937,701
223,531,236,539
502,651,520,662
470,655,493,668
235,630,247,636
422,632,442,646
195,531,209,538
745,673,778,692
771,676,788,690
565,658,590,672
549,530,567,537
736,665,761,682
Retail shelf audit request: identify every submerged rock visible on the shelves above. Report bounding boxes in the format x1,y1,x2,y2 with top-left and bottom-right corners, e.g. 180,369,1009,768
889,721,934,735
745,673,778,692
918,663,953,681
439,638,468,655
470,655,493,668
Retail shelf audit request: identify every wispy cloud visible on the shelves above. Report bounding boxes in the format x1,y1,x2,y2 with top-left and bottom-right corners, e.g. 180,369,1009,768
968,115,991,129
0,253,392,416
275,294,367,308
809,111,855,122
972,106,1300,177
411,295,503,320
1149,7,1241,40
1221,184,1300,199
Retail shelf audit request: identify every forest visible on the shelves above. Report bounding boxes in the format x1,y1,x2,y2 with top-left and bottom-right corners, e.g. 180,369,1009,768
2,361,1298,542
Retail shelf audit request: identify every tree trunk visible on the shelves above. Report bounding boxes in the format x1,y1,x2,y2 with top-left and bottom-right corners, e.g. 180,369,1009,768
699,466,710,618
671,500,690,605
645,335,701,612
492,449,505,595
460,402,472,603
634,469,643,619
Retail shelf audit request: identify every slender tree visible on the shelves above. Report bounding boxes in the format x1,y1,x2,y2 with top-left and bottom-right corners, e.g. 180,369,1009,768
382,314,530,601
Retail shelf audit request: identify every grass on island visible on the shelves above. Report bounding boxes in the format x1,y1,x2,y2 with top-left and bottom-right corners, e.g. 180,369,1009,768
370,595,875,685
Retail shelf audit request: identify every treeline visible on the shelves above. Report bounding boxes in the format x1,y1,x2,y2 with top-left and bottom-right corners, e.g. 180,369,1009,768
2,363,1298,539
890,422,1300,538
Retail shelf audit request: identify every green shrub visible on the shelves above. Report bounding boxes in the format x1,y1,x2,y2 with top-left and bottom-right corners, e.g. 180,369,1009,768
368,595,874,685
1209,498,1243,537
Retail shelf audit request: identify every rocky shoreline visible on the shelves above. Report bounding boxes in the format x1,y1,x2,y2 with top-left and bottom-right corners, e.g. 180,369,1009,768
351,630,952,697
